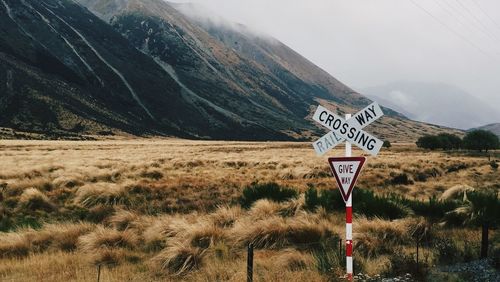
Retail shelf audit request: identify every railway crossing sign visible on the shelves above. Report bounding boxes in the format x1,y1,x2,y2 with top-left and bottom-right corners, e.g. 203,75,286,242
312,102,384,156
328,157,366,202
310,102,385,281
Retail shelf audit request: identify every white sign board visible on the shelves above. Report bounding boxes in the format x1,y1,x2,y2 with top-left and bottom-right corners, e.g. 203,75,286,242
313,102,384,156
313,105,383,156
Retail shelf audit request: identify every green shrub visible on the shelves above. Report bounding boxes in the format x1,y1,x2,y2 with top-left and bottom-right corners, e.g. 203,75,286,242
240,182,298,208
306,187,410,219
305,186,320,211
383,140,392,148
304,187,343,212
398,196,459,219
355,190,411,219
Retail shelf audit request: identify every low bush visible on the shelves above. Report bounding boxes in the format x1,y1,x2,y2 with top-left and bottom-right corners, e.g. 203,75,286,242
240,182,298,208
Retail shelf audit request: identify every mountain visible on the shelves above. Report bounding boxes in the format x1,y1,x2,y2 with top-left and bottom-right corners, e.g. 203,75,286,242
0,0,461,141
363,81,500,130
469,123,500,137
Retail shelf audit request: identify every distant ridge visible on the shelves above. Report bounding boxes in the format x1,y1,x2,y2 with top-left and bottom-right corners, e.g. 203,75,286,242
469,123,500,137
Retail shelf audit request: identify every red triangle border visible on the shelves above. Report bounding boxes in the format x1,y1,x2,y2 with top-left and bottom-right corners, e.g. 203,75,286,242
327,157,366,202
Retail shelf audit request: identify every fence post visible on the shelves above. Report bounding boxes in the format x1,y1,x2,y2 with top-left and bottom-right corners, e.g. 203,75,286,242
96,264,101,282
481,222,489,258
247,243,254,282
416,240,419,273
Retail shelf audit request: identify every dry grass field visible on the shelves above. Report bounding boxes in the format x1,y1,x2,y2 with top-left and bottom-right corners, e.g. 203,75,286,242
0,139,499,281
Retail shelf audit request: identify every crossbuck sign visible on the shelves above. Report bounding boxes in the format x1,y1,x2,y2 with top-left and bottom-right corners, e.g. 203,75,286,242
311,102,384,281
312,102,384,156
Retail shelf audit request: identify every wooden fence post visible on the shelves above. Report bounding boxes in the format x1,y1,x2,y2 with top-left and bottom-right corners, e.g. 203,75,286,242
247,243,254,282
96,264,101,282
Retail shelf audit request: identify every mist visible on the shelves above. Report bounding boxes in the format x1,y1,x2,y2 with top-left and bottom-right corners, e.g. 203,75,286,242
169,0,500,125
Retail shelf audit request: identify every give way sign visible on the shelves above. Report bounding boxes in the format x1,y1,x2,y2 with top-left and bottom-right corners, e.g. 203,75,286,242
328,157,366,202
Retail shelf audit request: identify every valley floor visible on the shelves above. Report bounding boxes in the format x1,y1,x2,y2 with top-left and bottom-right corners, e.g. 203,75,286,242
0,140,498,281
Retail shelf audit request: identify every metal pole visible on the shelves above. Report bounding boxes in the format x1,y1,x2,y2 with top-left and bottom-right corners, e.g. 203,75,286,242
247,243,254,282
345,114,353,281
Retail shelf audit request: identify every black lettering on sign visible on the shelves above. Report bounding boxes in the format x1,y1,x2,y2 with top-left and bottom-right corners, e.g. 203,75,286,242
319,111,327,122
338,164,354,173
355,114,366,126
348,127,356,139
326,114,334,127
340,123,349,134
359,132,370,147
364,109,373,121
367,138,375,150
368,105,377,117
332,119,341,130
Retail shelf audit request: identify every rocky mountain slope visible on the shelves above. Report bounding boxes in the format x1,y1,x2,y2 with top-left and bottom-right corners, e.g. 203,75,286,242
0,0,461,141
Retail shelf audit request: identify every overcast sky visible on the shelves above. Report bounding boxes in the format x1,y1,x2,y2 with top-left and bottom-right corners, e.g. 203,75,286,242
170,0,500,108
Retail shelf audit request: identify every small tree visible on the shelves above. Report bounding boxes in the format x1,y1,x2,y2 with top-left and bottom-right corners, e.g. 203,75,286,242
437,133,462,150
445,190,500,258
463,130,499,152
416,135,441,150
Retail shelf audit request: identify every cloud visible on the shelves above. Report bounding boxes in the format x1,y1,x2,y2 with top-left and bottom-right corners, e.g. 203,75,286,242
168,0,500,119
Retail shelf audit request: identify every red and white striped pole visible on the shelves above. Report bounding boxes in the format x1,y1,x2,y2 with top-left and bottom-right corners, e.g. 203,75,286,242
345,114,353,281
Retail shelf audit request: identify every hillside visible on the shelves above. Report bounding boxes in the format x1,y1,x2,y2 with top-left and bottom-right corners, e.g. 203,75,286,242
0,0,461,141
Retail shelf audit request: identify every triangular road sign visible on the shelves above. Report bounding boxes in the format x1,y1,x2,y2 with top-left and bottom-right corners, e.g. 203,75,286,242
328,157,366,202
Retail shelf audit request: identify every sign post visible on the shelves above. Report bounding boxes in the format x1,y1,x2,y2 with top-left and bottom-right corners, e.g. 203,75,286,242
345,114,353,281
311,103,383,280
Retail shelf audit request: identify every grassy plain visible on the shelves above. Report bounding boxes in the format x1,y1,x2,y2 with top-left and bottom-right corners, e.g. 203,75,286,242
0,139,498,281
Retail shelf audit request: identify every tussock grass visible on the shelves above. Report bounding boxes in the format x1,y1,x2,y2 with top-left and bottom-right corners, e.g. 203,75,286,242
152,243,205,275
185,222,227,249
78,227,139,252
208,205,242,228
74,183,128,207
355,217,410,257
275,249,313,271
0,233,30,258
18,188,54,212
232,216,336,249
143,216,190,251
439,184,474,201
0,222,95,258
0,140,497,280
248,199,282,219
107,210,140,231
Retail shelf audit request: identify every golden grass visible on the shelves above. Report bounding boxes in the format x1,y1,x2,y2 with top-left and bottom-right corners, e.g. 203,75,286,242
0,139,497,281
78,227,139,252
